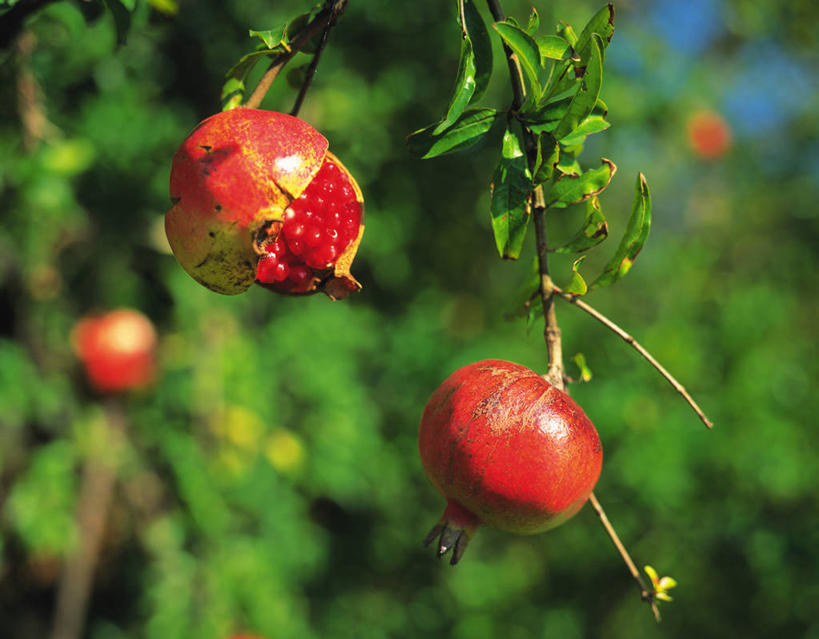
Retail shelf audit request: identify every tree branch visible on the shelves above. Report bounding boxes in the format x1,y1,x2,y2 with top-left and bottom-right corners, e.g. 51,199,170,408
553,285,714,429
245,0,348,110
50,400,125,639
488,0,660,620
588,493,661,622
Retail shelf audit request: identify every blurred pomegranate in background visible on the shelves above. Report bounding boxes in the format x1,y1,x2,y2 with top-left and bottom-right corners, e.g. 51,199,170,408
687,109,732,160
71,309,157,393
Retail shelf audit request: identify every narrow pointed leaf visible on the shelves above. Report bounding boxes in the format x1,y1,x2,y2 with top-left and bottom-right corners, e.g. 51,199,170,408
557,22,578,46
102,0,133,45
592,173,652,289
526,7,540,35
533,132,559,184
554,197,608,253
523,85,578,133
575,3,614,67
553,33,604,141
493,21,545,108
490,124,533,259
573,353,593,381
558,114,610,146
249,25,287,49
407,108,499,158
537,34,572,61
548,158,616,208
463,0,493,103
564,257,588,295
433,36,477,134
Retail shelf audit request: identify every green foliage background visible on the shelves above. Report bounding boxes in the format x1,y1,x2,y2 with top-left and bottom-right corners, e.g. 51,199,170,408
1,0,817,637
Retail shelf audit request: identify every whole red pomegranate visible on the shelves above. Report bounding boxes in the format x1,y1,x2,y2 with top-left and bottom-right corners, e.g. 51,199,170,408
165,108,364,298
71,309,157,394
419,360,602,564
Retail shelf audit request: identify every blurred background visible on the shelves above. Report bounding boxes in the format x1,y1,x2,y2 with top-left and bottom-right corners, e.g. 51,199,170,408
0,0,817,637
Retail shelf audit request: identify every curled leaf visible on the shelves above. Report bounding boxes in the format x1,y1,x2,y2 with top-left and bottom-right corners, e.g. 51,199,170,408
548,158,617,208
591,173,651,289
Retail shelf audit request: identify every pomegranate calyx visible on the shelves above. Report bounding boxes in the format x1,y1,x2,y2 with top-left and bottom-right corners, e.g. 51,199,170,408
423,500,481,565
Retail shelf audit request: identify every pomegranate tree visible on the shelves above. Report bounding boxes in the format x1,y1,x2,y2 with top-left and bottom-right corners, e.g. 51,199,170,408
165,108,364,298
418,360,603,564
71,309,157,394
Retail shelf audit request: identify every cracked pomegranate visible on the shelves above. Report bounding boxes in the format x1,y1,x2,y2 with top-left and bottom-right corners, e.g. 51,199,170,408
165,108,364,298
419,360,602,564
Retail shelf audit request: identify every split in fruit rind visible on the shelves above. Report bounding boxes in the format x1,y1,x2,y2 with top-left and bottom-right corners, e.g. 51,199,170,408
253,150,366,300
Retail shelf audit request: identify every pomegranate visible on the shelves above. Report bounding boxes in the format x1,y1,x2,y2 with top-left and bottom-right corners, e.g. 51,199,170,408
165,108,364,298
71,309,157,394
686,109,732,160
418,360,603,564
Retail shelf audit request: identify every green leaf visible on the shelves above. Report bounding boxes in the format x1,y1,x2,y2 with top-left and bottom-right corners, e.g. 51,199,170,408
554,196,608,253
552,33,604,141
249,25,288,50
558,114,610,146
592,173,652,289
548,158,616,208
557,22,578,47
407,108,499,158
522,86,577,134
490,124,533,259
493,21,545,109
537,35,572,61
564,257,588,295
526,7,540,35
575,3,615,66
433,36,477,134
463,0,493,103
102,0,133,46
556,145,582,176
533,132,559,185
221,27,292,110
572,353,593,381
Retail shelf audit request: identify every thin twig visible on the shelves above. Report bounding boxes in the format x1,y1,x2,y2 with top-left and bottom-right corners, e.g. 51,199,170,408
51,400,125,639
16,30,59,151
290,20,332,117
458,0,468,38
245,0,349,110
553,285,714,429
588,493,661,622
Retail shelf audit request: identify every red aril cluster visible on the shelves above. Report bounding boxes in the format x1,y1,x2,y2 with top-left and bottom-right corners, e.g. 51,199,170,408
255,159,362,293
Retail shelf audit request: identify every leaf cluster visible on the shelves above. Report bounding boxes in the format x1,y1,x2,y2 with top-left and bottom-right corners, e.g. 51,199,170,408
408,2,651,298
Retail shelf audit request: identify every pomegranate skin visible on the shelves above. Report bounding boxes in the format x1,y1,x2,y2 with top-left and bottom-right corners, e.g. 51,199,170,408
165,108,363,296
419,360,602,562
